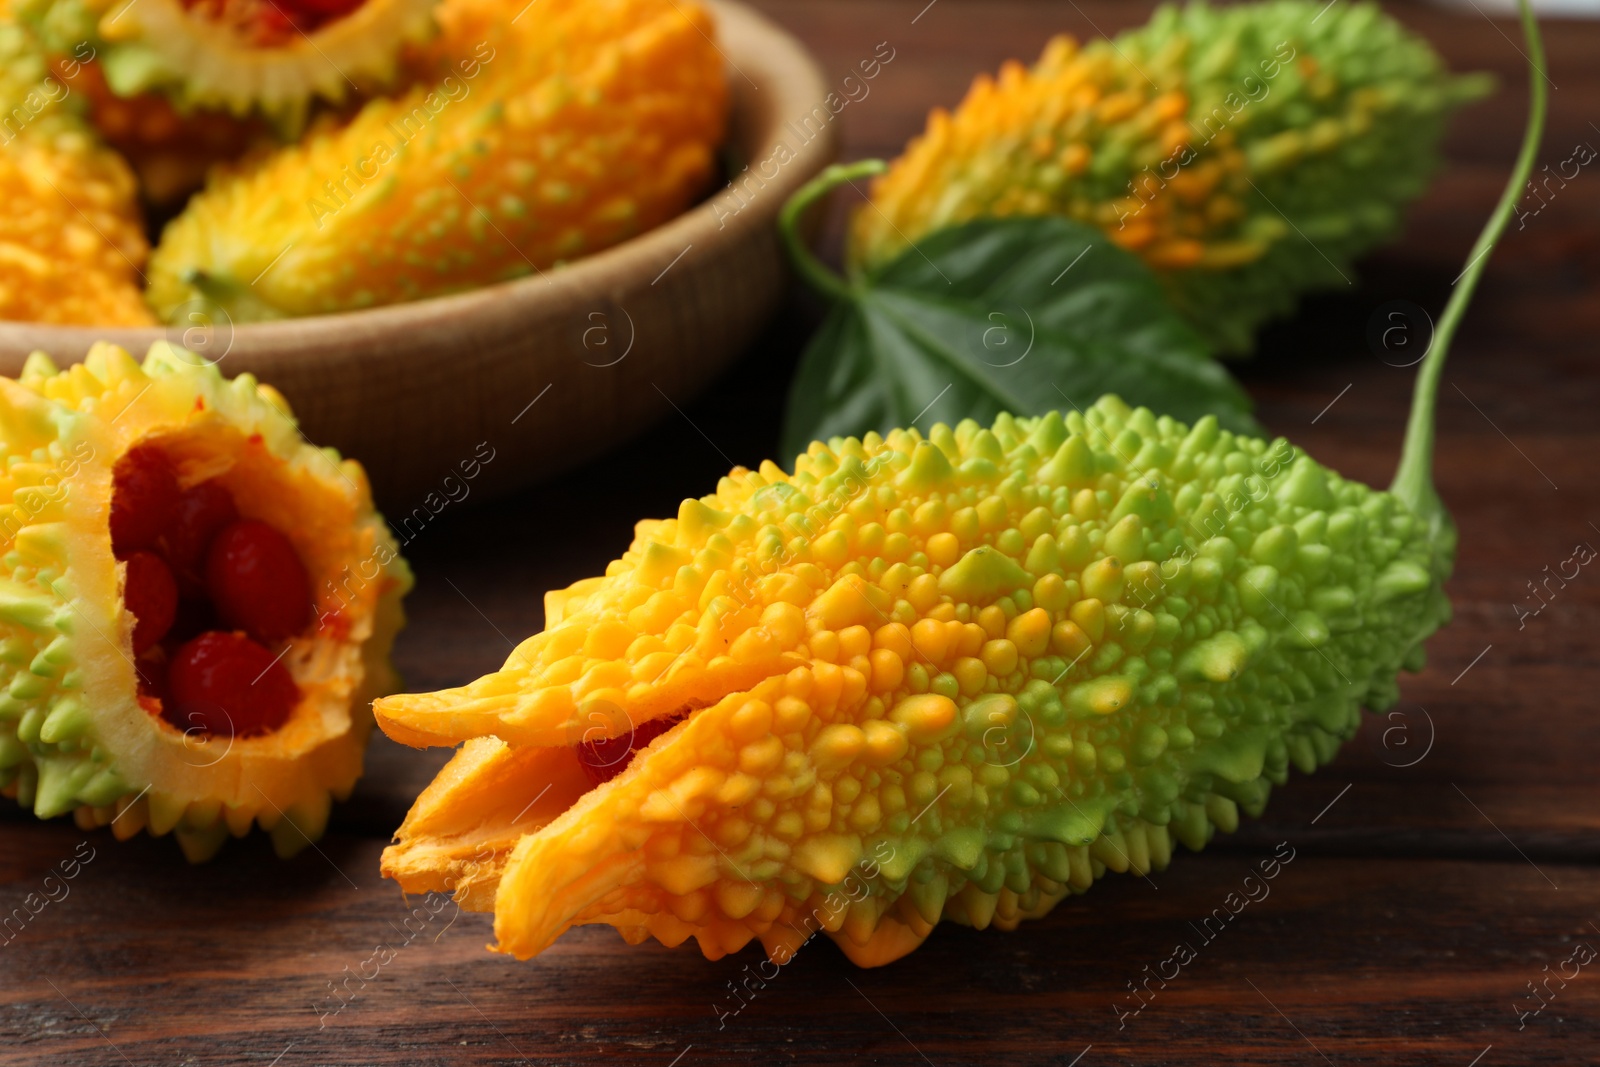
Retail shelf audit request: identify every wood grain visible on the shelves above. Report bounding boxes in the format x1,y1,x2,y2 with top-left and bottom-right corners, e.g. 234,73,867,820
3,2,1600,1065
3,826,1595,1066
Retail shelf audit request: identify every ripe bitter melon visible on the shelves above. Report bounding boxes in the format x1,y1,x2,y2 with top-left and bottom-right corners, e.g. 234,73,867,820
0,343,411,861
145,0,727,321
0,13,151,326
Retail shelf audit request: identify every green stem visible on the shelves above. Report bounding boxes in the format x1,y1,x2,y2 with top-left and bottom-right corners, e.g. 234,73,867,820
779,159,889,303
1391,0,1547,534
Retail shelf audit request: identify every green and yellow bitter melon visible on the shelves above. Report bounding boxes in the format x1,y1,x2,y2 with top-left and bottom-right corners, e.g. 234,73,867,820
373,2,1541,966
852,0,1490,353
0,343,410,861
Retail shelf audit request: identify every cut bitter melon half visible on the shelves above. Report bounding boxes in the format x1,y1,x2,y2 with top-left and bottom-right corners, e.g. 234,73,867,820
0,342,411,861
18,0,439,128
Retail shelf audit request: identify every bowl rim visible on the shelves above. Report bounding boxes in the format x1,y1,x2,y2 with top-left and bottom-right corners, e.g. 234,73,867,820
0,0,833,361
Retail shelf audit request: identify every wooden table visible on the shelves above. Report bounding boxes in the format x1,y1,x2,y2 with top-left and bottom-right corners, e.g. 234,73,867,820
5,2,1599,1064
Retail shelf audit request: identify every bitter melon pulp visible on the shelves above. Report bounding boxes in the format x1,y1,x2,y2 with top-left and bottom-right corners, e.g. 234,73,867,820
851,0,1490,353
145,0,727,321
0,343,411,861
375,0,1542,967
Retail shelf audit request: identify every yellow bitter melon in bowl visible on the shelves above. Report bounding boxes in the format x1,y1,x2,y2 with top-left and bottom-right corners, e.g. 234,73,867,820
146,0,728,322
0,342,411,861
0,15,151,326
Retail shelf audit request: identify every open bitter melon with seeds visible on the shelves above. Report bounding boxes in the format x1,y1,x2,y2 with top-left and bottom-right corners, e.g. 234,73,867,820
0,344,410,860
15,0,438,131
852,0,1490,353
145,0,727,321
373,2,1540,965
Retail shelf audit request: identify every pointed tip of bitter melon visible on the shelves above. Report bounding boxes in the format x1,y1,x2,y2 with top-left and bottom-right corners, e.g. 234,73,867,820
378,392,1452,966
0,341,411,861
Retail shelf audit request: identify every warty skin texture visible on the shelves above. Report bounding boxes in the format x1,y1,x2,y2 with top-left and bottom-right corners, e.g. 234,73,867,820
145,0,727,322
0,15,152,326
851,0,1488,353
378,398,1451,966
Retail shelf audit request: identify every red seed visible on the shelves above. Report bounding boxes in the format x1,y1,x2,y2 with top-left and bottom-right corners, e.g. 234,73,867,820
124,551,178,655
252,5,297,43
577,713,685,786
205,519,313,644
110,445,179,557
162,479,239,595
282,0,365,18
164,631,299,738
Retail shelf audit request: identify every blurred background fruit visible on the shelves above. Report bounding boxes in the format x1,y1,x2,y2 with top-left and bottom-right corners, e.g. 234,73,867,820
0,14,151,324
56,57,269,207
15,0,438,133
853,1,1490,354
145,0,728,322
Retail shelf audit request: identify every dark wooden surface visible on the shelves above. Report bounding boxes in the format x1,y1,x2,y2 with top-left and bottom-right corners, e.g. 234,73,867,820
5,2,1600,1064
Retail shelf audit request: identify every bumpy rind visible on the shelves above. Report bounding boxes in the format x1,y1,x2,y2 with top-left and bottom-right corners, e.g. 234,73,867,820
852,0,1489,353
0,342,412,861
17,0,438,131
0,14,152,325
379,399,1451,966
145,0,728,321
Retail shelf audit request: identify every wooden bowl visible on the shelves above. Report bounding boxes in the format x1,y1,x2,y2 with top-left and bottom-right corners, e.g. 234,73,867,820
0,0,835,507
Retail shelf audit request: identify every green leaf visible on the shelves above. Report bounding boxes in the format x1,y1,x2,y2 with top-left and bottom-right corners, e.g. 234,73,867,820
779,216,1260,466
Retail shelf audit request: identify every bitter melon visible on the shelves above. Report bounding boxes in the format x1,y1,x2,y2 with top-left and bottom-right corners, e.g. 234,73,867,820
852,1,1490,353
0,15,151,325
0,343,411,861
144,0,727,321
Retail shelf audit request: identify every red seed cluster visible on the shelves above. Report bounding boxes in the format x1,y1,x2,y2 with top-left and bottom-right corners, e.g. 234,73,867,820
164,480,238,596
110,443,312,738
